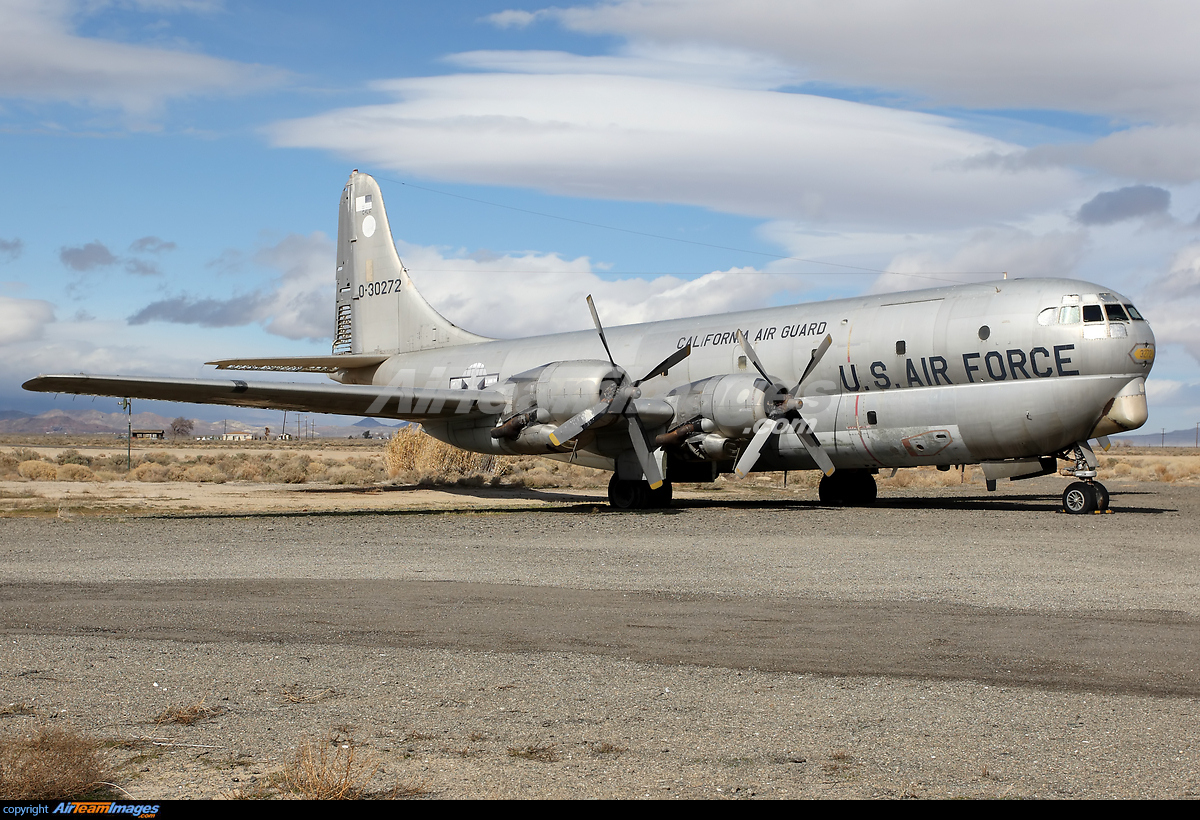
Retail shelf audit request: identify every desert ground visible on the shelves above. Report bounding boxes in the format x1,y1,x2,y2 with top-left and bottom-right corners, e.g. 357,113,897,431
1,438,1197,799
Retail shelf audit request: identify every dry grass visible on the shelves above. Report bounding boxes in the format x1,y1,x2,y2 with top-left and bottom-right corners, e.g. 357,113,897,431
590,741,627,756
279,733,427,800
384,427,607,489
3,447,387,487
153,696,224,725
280,734,379,799
0,726,117,800
281,685,340,704
384,427,495,483
507,742,559,763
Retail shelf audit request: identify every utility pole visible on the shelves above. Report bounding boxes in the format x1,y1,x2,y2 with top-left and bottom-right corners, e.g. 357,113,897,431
118,398,131,472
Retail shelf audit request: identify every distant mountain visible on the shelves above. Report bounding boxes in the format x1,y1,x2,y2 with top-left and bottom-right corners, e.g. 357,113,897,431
0,407,396,439
1111,428,1200,448
352,418,401,428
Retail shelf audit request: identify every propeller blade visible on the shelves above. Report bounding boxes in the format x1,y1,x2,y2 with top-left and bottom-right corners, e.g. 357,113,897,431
626,414,664,489
783,416,836,476
734,418,778,479
796,334,833,389
586,294,616,367
737,330,774,383
548,399,611,447
635,344,691,385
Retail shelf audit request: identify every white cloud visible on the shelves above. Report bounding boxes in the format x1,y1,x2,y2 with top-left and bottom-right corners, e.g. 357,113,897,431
396,239,801,338
533,0,1200,122
869,228,1089,294
127,233,334,340
1131,243,1200,363
268,71,1077,232
0,0,284,114
445,42,801,90
0,295,55,345
121,229,802,341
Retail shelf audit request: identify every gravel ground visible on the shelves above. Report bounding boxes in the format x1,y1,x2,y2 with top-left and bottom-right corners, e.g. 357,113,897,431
1,476,1197,799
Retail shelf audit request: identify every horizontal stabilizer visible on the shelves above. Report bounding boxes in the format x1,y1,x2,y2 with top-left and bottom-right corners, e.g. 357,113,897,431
206,354,391,373
23,374,506,421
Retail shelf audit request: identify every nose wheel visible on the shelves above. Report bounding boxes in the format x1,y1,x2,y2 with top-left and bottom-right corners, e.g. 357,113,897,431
1062,481,1110,514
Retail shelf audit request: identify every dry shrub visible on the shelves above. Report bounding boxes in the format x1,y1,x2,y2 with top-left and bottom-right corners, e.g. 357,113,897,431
507,742,559,762
140,451,175,465
232,461,263,481
273,463,308,484
324,466,377,485
0,726,114,800
55,463,96,482
877,465,983,490
385,428,494,484
154,697,224,725
18,460,58,481
182,464,227,483
1093,456,1200,484
130,462,169,482
281,735,379,799
55,449,92,467
0,452,20,479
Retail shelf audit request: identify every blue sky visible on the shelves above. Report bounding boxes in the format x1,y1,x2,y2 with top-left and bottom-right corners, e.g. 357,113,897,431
3,0,1200,435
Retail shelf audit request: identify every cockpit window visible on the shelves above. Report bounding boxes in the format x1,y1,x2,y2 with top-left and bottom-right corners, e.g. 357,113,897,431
1125,303,1145,320
1058,305,1081,324
1037,307,1057,326
1082,304,1104,323
1105,304,1129,321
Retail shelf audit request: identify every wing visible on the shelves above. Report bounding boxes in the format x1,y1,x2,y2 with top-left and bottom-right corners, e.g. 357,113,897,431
22,374,506,422
205,355,392,373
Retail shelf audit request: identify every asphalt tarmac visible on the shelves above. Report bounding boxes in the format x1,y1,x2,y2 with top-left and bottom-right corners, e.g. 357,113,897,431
2,478,1197,798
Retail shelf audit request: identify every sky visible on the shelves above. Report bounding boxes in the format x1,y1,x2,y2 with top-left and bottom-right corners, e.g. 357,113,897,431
2,0,1200,434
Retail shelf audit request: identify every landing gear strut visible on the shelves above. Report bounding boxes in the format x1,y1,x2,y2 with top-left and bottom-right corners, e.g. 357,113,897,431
608,474,673,510
1061,443,1110,514
818,470,877,506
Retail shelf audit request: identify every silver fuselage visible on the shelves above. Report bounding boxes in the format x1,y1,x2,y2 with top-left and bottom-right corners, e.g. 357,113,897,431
340,277,1154,472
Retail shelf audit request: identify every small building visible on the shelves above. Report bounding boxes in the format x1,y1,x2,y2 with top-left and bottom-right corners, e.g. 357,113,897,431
220,432,253,441
131,429,165,440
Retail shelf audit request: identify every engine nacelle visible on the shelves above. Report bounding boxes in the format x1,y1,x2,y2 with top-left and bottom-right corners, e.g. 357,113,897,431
504,360,622,425
668,374,772,439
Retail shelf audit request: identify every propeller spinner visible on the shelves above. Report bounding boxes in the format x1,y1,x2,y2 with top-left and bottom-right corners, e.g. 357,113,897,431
733,330,835,479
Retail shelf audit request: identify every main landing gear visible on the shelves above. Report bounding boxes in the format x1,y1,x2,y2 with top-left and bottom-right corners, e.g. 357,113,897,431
1061,442,1110,514
818,469,877,506
608,474,673,510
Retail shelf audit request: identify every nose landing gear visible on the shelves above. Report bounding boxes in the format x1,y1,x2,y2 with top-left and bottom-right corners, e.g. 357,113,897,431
1061,442,1110,514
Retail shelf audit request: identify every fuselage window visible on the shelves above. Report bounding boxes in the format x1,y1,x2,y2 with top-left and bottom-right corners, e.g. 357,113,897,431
1125,304,1145,320
1082,304,1104,323
1037,307,1057,326
1058,305,1081,324
1104,304,1129,322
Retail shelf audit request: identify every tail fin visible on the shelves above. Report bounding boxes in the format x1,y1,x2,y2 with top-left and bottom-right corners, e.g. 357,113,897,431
332,171,489,355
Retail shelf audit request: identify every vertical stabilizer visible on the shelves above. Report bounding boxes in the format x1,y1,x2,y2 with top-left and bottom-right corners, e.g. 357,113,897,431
333,171,489,355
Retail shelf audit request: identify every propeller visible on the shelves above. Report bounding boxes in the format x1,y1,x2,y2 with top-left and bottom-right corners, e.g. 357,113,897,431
547,295,691,489
733,330,835,478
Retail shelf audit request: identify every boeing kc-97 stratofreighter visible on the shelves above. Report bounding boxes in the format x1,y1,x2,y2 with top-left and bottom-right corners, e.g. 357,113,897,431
24,171,1156,513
